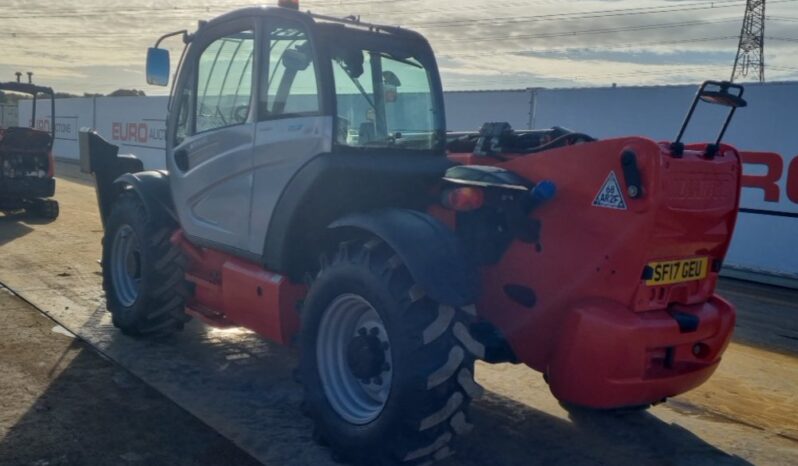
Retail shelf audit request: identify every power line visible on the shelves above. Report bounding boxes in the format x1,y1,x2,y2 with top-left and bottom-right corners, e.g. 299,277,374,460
444,65,732,88
430,17,743,44
9,0,795,23
436,36,741,58
767,35,798,41
412,0,753,29
1,16,744,42
0,0,742,20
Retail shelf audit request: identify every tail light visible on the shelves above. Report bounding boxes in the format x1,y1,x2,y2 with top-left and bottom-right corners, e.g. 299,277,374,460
441,186,484,211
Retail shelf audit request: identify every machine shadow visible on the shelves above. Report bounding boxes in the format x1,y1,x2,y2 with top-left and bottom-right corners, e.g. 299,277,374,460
0,338,261,466
457,390,752,466
0,212,35,247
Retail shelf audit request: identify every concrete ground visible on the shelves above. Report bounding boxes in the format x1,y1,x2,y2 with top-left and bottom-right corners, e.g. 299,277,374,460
0,287,260,466
0,164,796,465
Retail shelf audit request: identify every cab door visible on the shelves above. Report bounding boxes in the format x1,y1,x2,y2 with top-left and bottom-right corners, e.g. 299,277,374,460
167,18,259,253
247,16,333,255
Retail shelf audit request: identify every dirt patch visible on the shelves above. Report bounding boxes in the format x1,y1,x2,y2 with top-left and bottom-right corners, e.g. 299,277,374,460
676,342,798,441
0,286,260,466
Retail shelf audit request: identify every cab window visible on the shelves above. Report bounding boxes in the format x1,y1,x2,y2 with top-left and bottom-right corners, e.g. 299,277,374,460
195,29,255,133
330,40,441,150
260,21,320,119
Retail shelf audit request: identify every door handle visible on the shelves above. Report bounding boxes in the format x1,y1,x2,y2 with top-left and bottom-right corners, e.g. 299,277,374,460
174,149,189,171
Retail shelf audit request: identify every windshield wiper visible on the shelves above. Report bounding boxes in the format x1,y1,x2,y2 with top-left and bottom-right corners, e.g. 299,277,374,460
376,52,422,69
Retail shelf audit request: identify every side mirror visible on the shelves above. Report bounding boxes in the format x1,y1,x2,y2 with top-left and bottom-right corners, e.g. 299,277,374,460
146,48,170,86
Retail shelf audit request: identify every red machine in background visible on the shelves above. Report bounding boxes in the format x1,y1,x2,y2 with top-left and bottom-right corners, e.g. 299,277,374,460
0,81,59,219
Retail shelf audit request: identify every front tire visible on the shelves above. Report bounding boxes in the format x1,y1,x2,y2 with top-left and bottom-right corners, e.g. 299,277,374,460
300,238,484,465
102,190,189,337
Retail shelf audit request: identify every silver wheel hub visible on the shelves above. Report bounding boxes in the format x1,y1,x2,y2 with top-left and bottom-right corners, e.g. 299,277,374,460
317,294,393,425
110,225,141,307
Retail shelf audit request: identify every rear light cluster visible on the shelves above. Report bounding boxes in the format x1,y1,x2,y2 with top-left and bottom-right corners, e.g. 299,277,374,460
441,186,484,211
440,180,557,212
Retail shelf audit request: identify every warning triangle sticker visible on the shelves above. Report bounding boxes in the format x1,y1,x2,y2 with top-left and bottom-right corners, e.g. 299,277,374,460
592,171,627,210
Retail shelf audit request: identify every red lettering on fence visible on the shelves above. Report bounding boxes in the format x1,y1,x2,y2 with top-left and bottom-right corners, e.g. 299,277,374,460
111,122,149,144
787,156,798,204
740,152,783,202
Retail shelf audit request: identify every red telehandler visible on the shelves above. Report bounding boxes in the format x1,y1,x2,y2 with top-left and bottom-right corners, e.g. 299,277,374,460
80,2,744,464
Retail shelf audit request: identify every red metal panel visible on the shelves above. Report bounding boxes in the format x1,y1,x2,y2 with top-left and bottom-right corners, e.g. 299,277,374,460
442,137,740,407
173,231,306,345
221,259,304,345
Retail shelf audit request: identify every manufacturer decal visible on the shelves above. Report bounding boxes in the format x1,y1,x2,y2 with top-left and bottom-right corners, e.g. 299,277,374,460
592,171,627,210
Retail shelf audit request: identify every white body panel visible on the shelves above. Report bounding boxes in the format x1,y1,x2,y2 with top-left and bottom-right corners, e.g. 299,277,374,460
168,123,255,252
248,115,333,254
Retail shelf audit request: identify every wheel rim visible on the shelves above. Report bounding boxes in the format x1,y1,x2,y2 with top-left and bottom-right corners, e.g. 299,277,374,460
317,293,393,425
111,225,141,307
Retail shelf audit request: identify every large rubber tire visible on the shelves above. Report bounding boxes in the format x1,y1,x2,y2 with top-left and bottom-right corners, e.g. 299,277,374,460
102,190,189,337
300,238,484,465
27,199,59,220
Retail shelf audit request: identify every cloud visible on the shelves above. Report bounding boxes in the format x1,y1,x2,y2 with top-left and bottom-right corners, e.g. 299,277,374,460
1,0,795,93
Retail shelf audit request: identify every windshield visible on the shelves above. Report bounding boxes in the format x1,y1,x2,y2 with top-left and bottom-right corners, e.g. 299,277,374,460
330,41,442,151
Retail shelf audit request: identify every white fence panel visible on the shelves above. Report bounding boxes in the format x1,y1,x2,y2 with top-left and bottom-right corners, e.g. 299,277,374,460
18,97,93,162
0,103,18,127
18,82,797,282
445,90,532,131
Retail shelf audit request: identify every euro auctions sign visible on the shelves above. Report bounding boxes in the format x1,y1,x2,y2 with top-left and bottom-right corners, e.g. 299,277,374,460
740,151,798,209
93,95,169,169
111,121,167,147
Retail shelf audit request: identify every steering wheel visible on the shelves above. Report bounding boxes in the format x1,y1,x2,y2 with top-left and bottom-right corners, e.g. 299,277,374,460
233,105,250,124
336,116,350,144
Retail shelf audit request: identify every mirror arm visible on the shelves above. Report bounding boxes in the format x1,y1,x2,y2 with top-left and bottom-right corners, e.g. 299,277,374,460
155,29,189,48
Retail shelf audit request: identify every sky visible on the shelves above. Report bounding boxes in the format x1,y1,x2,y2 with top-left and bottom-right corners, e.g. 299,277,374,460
2,0,797,95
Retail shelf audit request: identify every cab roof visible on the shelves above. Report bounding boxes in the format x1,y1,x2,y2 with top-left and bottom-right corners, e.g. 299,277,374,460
196,6,427,44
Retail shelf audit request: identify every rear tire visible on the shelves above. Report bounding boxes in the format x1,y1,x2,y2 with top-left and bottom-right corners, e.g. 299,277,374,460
300,238,484,465
27,199,59,220
102,190,189,337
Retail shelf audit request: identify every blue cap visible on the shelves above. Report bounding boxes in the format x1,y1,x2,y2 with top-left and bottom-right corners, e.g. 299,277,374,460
531,180,557,201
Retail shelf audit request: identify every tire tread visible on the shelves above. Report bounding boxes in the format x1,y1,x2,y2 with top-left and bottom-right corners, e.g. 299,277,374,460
102,191,188,337
302,238,483,465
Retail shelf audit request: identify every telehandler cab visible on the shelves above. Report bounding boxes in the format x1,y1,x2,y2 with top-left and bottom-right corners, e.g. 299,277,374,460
80,2,744,464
